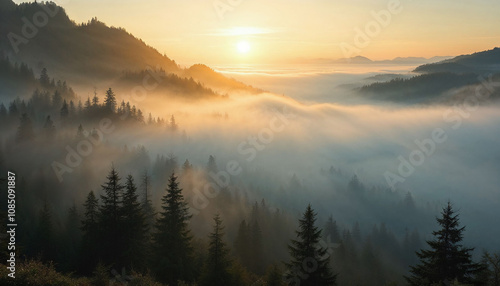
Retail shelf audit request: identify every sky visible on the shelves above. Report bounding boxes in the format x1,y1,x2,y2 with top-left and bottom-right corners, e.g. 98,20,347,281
13,0,500,65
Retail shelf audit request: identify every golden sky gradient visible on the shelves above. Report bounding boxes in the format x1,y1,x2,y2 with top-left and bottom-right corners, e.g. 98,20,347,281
14,0,500,65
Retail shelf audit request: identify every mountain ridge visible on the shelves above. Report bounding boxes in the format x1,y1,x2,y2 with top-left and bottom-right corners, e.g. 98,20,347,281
414,47,500,74
0,0,259,97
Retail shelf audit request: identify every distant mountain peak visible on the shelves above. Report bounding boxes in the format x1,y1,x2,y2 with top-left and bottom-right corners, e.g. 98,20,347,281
351,55,372,62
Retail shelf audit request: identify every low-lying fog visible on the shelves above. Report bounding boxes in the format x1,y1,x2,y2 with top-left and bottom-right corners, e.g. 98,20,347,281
71,64,500,250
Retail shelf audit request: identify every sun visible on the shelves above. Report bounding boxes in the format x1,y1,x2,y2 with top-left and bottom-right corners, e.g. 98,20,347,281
237,41,251,54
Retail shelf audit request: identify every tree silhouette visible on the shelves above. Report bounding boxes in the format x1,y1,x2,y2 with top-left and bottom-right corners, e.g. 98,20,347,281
200,214,233,286
104,88,117,113
60,99,69,119
140,170,155,233
406,202,483,285
479,251,500,286
81,190,99,273
285,204,337,286
122,175,147,271
39,67,50,87
153,173,193,285
60,204,81,272
98,166,125,267
76,124,85,140
169,115,178,132
234,220,251,268
43,115,56,140
16,113,34,143
33,200,54,263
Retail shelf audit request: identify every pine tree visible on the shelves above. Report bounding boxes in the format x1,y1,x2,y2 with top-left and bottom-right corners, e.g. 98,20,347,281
104,88,117,113
69,100,76,115
234,220,250,268
153,173,193,285
52,90,62,109
169,115,178,132
61,204,81,272
479,251,500,286
16,113,34,143
285,204,337,286
406,202,483,285
136,109,144,122
92,92,99,108
60,99,69,119
324,215,340,243
43,115,56,140
76,124,85,140
0,103,7,118
98,166,125,267
84,97,91,111
249,220,264,274
39,67,50,87
207,155,218,174
120,175,148,271
81,191,99,273
200,214,233,286
140,170,155,233
34,200,54,263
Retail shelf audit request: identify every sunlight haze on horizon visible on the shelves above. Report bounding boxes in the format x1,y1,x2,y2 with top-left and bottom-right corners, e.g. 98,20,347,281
12,0,500,65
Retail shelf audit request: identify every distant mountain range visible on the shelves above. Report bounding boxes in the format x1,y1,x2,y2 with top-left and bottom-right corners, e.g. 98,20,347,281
360,47,500,104
293,55,452,65
0,0,260,100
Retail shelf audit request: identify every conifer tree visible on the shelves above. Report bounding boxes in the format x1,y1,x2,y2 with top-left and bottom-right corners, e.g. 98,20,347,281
234,220,250,267
324,215,340,243
60,99,69,119
182,159,192,174
76,124,85,140
16,113,34,142
43,115,56,140
122,175,147,271
169,115,178,132
153,173,193,285
34,200,54,263
140,170,155,233
249,220,264,274
104,88,117,113
479,251,500,286
406,202,483,285
81,191,99,273
61,204,80,272
39,67,50,87
200,214,233,286
98,166,125,267
285,204,337,286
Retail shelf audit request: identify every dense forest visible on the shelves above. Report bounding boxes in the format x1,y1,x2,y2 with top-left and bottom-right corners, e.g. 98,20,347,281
0,65,499,286
1,1,500,285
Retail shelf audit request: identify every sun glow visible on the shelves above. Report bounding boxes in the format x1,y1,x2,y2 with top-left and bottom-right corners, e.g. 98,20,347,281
237,41,251,54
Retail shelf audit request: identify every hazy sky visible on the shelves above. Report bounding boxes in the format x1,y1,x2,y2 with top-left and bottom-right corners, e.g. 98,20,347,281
14,0,500,65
